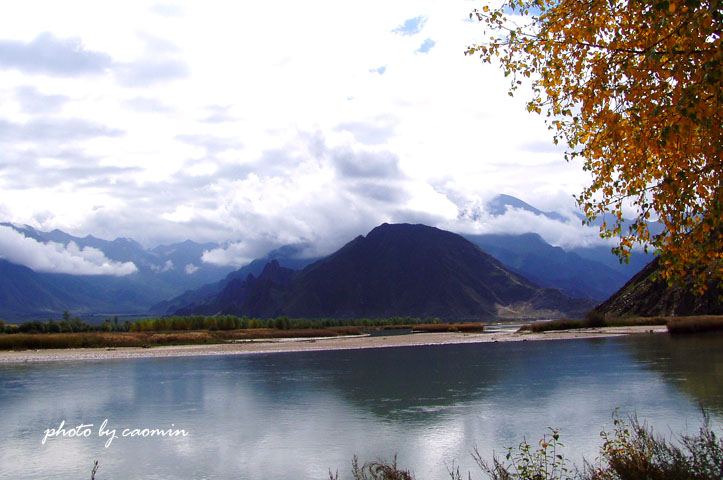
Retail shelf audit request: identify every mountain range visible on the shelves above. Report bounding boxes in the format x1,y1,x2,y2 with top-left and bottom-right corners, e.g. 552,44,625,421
174,223,596,320
0,195,655,321
0,223,235,319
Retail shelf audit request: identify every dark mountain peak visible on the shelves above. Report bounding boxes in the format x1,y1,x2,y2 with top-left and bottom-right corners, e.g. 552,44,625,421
258,260,295,285
363,223,470,251
367,222,439,236
262,259,281,270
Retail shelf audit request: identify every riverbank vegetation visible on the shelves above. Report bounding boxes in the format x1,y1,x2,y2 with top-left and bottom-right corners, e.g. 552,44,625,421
667,316,723,335
333,413,723,479
518,312,667,333
518,313,723,335
0,314,485,350
2,311,721,351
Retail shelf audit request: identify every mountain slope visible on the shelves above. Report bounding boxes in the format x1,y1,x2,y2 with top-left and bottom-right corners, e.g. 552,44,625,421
177,224,595,320
595,257,723,316
151,244,319,315
0,223,237,320
465,233,638,301
0,259,161,319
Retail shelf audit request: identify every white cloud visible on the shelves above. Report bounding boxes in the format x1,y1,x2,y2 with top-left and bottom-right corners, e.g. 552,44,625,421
184,263,198,274
201,243,252,268
448,203,611,249
150,259,174,272
0,0,602,255
0,225,138,275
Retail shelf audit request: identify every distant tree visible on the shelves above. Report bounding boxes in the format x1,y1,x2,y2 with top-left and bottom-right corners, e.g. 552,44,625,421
62,310,71,322
47,320,61,333
274,316,290,330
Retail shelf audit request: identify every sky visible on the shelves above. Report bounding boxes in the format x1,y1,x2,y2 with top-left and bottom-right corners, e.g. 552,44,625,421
0,0,609,272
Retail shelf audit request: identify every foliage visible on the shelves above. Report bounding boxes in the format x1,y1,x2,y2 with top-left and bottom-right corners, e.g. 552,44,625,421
330,455,415,480
475,428,574,480
338,413,722,480
129,315,434,333
467,0,723,293
8,316,131,334
588,411,723,479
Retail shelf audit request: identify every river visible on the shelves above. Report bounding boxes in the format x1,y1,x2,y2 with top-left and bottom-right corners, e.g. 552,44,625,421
1,333,721,479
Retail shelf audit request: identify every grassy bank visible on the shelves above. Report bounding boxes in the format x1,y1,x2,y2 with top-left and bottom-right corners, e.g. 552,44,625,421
667,315,723,334
519,313,723,335
333,413,723,480
518,312,668,333
0,322,484,350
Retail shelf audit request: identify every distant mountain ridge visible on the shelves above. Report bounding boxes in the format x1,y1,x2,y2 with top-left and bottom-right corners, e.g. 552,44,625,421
465,233,650,301
485,194,569,222
175,224,596,320
150,244,320,315
0,223,235,320
0,193,655,320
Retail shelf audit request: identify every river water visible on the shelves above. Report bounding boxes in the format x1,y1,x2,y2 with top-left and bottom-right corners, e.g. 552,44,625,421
1,333,721,479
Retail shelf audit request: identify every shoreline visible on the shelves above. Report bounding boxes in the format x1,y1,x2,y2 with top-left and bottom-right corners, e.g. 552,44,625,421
0,325,667,364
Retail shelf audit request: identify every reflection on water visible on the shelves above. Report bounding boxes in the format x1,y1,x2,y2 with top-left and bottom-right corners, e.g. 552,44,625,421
620,332,723,415
0,334,721,479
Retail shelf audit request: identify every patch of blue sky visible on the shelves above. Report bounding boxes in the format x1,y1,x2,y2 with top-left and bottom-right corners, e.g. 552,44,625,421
392,15,427,36
416,38,436,54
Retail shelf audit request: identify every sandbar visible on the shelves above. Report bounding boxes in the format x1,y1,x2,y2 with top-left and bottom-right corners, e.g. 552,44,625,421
0,325,667,364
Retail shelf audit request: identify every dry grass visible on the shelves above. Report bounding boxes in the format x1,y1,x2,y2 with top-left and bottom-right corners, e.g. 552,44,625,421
0,331,222,350
519,315,667,333
217,326,364,340
0,326,371,350
413,322,485,333
604,316,668,327
0,322,489,350
667,315,723,334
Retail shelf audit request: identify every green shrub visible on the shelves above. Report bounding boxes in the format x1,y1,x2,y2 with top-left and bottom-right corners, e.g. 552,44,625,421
4,324,19,334
475,428,573,480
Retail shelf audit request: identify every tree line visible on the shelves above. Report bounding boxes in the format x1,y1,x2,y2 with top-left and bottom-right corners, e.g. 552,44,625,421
0,313,439,334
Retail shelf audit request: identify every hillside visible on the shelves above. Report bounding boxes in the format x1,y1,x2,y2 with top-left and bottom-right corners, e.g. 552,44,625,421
176,223,595,320
595,257,723,316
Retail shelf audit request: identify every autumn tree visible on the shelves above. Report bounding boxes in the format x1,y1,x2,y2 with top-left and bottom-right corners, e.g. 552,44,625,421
467,0,722,293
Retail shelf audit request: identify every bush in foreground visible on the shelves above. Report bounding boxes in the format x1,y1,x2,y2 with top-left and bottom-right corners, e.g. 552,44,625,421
335,413,722,480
